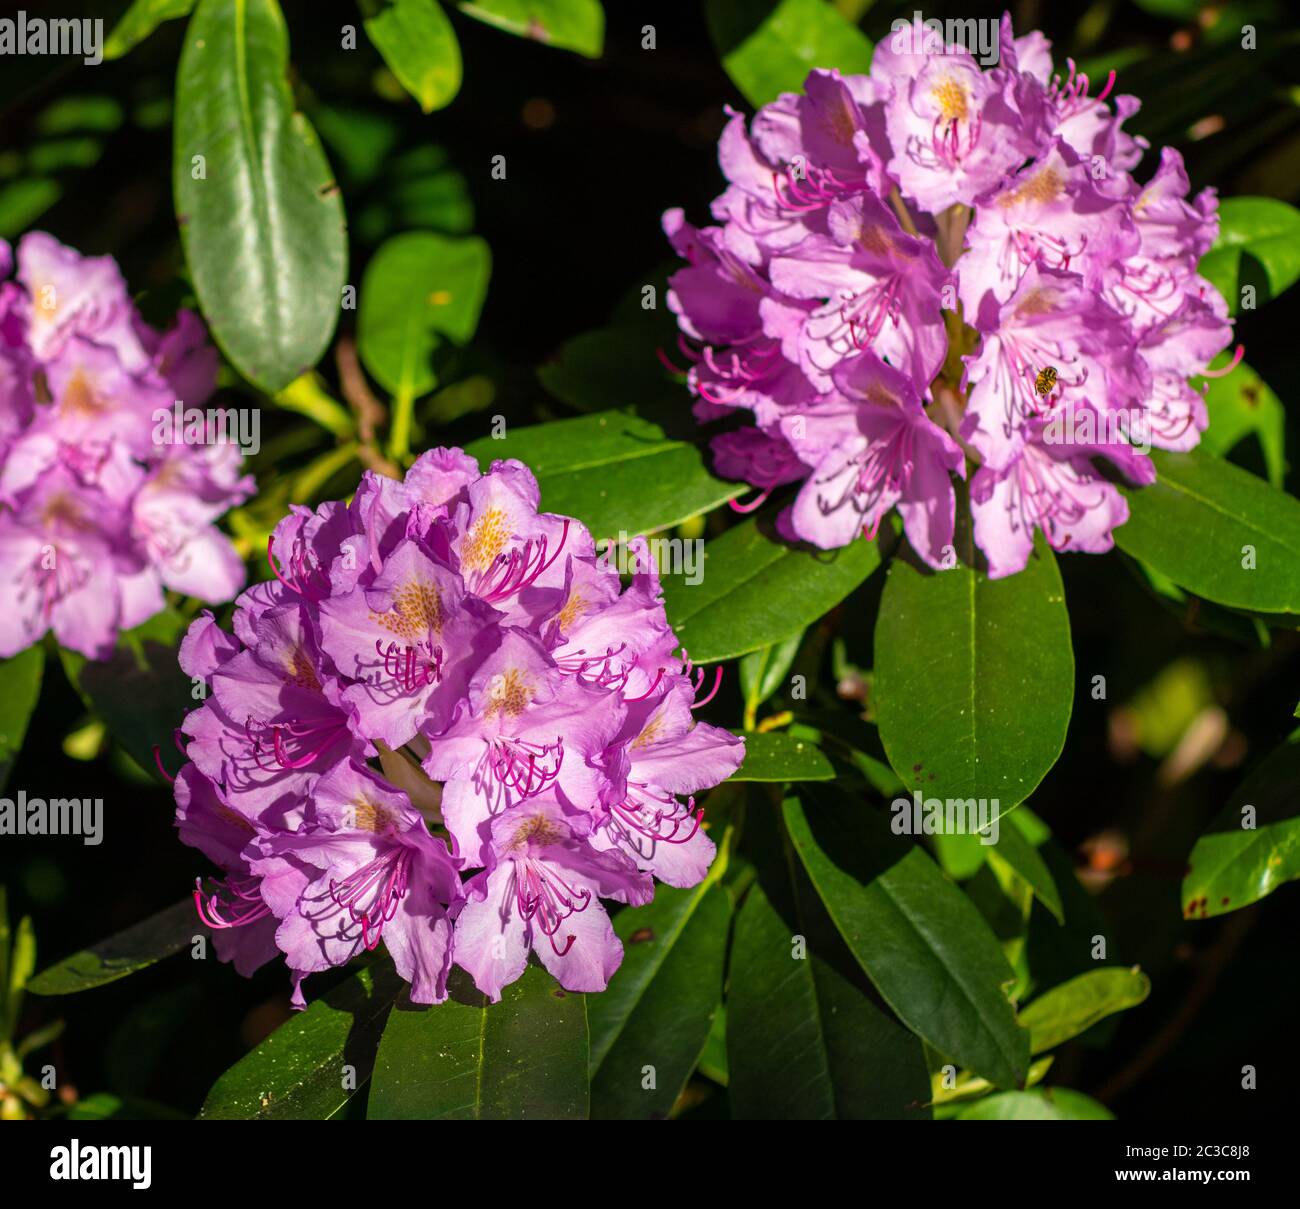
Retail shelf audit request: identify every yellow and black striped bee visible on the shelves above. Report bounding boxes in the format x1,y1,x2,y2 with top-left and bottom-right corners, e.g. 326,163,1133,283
1034,366,1058,397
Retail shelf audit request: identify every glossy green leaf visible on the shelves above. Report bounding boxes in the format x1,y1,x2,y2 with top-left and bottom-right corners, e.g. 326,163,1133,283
1183,729,1300,919
464,410,739,539
1117,450,1300,613
874,543,1073,814
663,518,880,664
105,0,196,59
358,232,491,399
985,818,1063,924
729,731,833,782
28,899,202,996
0,644,44,792
956,1088,1113,1120
784,786,1030,1088
705,0,873,108
368,962,588,1119
1198,196,1300,313
174,0,347,391
1199,359,1286,488
1019,968,1151,1054
363,0,462,113
588,882,729,1119
728,812,931,1120
459,0,604,58
200,959,404,1119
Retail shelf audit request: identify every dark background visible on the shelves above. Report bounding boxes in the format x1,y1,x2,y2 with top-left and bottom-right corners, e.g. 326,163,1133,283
1,0,1297,1119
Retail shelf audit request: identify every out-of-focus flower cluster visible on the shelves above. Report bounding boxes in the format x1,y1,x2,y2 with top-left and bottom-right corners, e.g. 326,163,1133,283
174,451,743,1004
0,233,251,658
664,13,1237,577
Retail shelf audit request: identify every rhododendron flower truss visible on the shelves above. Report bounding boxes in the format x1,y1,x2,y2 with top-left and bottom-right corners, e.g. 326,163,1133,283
0,233,252,658
664,12,1238,578
171,451,744,1005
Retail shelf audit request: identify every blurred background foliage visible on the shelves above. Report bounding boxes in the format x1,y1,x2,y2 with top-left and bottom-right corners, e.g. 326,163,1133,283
0,0,1297,1120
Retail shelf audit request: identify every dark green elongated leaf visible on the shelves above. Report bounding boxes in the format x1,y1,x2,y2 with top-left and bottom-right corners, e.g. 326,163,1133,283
874,542,1073,814
28,899,203,995
363,0,462,113
739,630,804,718
538,325,680,415
464,410,740,539
588,882,729,1119
358,232,491,399
64,1093,189,1121
1197,196,1300,313
1019,968,1151,1054
0,644,44,792
956,1088,1113,1120
174,0,347,391
663,518,881,664
200,959,403,1119
728,809,931,1120
1200,359,1286,488
729,731,833,782
367,962,587,1119
1118,450,1300,613
105,0,196,58
1183,728,1300,919
459,0,604,58
705,0,873,108
985,818,1063,924
783,786,1030,1088
62,609,194,781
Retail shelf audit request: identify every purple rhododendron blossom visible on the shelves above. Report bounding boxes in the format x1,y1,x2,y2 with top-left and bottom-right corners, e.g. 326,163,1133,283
172,452,744,1005
0,232,252,658
663,12,1239,578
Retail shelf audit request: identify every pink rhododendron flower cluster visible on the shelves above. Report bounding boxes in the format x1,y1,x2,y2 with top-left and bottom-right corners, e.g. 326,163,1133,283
0,233,251,658
663,13,1239,577
172,451,744,1005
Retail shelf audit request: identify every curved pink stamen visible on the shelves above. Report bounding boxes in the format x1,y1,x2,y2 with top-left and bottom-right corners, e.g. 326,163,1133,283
1201,344,1244,378
691,666,723,709
729,488,770,514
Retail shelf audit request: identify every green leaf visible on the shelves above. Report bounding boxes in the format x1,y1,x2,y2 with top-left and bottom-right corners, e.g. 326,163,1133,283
1197,197,1300,313
728,811,931,1119
588,882,729,1119
663,518,880,664
63,609,195,781
985,818,1063,924
367,962,588,1119
200,959,404,1119
463,410,740,539
1117,450,1300,613
1199,359,1287,488
874,542,1073,815
705,0,873,108
1183,728,1300,919
105,0,196,59
729,731,833,782
362,0,463,113
784,786,1029,1088
174,0,347,391
64,1092,188,1121
0,644,44,792
458,0,604,58
538,325,680,415
1019,968,1151,1054
28,899,202,995
956,1087,1113,1120
739,630,804,721
358,231,491,399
